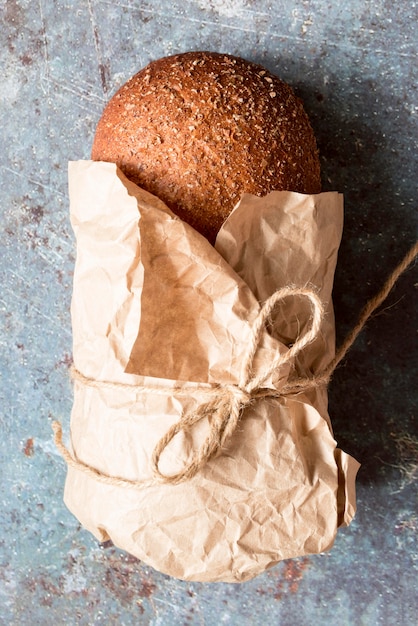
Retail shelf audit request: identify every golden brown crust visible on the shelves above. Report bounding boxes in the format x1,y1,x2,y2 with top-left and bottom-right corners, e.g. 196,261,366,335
92,51,321,242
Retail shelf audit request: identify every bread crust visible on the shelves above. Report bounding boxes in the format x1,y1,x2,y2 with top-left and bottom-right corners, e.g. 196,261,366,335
92,51,321,242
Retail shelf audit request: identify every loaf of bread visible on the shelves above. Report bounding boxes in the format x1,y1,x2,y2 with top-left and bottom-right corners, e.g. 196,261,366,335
92,51,321,242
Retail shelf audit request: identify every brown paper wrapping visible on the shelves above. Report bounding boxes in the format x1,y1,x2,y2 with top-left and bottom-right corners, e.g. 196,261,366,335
63,160,360,583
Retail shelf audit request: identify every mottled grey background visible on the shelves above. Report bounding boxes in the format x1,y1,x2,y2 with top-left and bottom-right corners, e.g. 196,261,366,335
1,1,417,624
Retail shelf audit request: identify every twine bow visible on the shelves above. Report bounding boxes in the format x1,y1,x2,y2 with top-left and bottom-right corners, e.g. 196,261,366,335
53,286,324,488
52,239,418,488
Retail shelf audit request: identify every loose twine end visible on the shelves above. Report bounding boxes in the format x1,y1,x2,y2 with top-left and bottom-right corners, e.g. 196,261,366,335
53,241,418,489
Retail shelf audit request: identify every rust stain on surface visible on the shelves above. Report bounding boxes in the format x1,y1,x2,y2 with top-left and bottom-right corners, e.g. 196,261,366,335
54,352,73,369
23,438,35,456
257,557,311,600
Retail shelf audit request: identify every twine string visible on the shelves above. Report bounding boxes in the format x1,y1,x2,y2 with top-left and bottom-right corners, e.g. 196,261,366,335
53,286,323,487
52,241,418,489
285,240,418,392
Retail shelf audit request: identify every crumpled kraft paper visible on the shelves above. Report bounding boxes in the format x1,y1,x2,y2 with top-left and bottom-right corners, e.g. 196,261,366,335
63,160,360,583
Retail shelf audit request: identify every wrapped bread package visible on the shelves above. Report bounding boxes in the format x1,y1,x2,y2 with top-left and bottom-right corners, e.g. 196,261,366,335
61,160,359,583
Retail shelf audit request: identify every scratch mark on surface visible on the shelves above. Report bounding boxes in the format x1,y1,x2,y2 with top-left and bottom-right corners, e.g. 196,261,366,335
240,8,271,17
50,77,107,106
34,303,72,335
49,77,106,115
1,166,66,197
96,0,417,58
75,75,111,95
153,597,179,610
4,267,72,338
87,0,110,95
1,282,71,336
36,245,66,267
38,0,50,96
55,90,104,115
8,268,33,286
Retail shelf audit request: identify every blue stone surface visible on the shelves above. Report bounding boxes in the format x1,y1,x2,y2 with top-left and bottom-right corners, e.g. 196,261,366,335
1,0,417,623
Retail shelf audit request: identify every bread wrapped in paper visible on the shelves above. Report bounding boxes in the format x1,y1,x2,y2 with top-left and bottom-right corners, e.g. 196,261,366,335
62,160,359,583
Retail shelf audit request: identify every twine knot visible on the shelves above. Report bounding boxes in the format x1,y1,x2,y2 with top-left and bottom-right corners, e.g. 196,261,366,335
225,384,253,407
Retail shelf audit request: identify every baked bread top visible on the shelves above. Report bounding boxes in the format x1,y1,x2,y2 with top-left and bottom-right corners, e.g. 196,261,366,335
92,51,321,242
